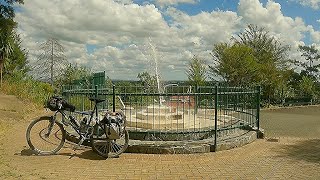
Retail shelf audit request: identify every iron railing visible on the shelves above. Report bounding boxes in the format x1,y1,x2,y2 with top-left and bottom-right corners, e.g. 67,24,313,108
62,85,260,149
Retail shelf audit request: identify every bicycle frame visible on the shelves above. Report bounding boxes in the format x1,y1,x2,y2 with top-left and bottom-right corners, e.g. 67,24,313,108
49,101,108,145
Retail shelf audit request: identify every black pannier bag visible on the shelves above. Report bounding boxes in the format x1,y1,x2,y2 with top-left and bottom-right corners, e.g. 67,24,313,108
101,111,126,139
46,96,75,112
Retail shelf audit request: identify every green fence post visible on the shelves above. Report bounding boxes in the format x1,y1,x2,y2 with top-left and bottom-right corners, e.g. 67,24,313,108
256,86,261,138
214,85,218,152
95,85,98,117
195,85,198,114
95,85,98,98
113,85,116,112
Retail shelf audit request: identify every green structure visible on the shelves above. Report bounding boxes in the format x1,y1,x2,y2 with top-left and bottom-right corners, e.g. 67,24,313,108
91,71,105,88
65,71,106,88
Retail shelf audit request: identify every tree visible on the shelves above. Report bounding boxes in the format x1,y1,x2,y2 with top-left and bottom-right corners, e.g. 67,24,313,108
4,33,29,76
32,38,67,86
232,24,290,66
209,43,257,86
55,63,91,89
137,71,157,93
296,45,320,80
0,22,14,86
186,55,207,86
0,0,24,19
0,30,29,86
0,0,24,86
232,24,291,104
298,76,316,103
209,24,292,106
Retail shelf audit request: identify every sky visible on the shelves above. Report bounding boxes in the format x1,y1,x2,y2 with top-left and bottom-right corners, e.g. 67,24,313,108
14,0,320,80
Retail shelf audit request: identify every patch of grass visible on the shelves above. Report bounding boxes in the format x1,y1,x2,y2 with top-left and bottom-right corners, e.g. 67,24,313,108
0,74,54,108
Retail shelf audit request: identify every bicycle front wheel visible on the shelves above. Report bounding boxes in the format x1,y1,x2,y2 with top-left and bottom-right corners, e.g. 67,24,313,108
26,116,66,155
91,129,129,158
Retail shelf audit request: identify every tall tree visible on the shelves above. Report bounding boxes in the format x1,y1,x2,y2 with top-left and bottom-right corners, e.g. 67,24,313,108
3,33,29,75
0,0,24,19
233,24,291,104
186,55,207,86
232,24,290,67
298,76,316,98
0,0,24,86
33,38,67,86
297,45,320,80
0,22,14,86
209,43,257,86
210,24,291,105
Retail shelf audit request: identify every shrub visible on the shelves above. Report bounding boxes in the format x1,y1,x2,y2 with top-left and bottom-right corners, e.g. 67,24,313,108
0,71,54,108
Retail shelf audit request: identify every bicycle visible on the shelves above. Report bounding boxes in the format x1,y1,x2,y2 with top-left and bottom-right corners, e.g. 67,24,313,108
26,96,129,158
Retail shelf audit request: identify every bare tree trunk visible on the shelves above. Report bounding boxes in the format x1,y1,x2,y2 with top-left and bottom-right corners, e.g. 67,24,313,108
50,40,54,87
33,38,66,84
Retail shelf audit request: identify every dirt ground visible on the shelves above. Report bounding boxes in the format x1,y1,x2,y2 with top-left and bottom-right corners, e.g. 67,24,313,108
0,94,320,179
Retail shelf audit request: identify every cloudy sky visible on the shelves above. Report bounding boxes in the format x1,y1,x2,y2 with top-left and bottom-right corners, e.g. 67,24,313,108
15,0,320,80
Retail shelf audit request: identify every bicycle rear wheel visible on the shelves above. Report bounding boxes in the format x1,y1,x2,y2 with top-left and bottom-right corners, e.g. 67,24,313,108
26,116,66,155
91,129,129,158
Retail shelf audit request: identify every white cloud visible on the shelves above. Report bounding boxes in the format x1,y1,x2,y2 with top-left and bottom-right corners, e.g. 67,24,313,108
310,28,320,43
15,0,320,80
114,0,134,4
238,0,309,45
294,0,320,9
238,0,320,64
166,7,242,45
15,0,241,80
15,0,175,80
154,0,199,7
17,0,170,44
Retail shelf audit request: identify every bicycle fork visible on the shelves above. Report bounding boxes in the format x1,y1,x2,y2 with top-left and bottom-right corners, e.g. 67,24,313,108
45,116,56,138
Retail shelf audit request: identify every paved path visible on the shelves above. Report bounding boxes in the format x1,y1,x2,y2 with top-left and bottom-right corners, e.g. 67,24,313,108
0,95,319,179
1,123,320,179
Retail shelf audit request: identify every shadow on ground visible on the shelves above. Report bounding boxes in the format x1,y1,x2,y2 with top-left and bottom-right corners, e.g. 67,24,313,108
275,139,320,164
19,149,35,156
58,150,108,160
17,148,109,160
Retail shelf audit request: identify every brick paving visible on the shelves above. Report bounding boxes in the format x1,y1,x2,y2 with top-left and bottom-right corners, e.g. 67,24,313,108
0,95,319,180
1,123,320,179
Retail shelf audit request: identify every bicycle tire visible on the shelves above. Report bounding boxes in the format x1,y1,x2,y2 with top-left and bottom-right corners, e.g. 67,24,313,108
91,129,129,158
26,116,66,155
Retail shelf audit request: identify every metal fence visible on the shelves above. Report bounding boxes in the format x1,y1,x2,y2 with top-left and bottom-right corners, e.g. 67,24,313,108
62,85,260,149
